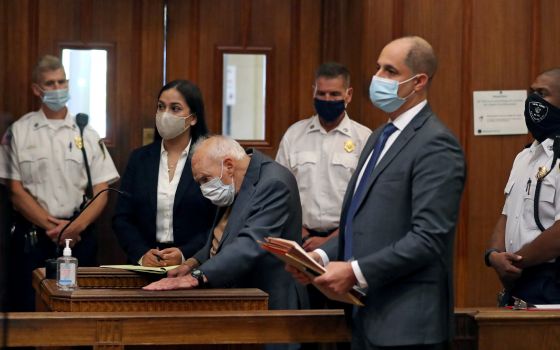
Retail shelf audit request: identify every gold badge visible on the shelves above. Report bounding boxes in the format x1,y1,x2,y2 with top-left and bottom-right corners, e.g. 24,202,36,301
74,136,83,150
536,166,548,180
344,140,355,153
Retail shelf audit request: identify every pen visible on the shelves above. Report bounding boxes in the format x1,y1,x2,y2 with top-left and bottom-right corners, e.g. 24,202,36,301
154,246,162,262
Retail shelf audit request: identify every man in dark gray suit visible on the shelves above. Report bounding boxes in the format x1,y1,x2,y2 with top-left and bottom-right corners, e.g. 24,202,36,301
144,135,305,311
289,36,466,349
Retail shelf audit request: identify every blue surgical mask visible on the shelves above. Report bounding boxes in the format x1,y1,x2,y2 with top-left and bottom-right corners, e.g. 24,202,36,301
41,88,70,112
200,161,235,207
314,98,346,122
369,75,417,113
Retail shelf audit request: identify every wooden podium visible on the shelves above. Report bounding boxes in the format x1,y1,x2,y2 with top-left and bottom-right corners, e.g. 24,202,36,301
32,267,268,312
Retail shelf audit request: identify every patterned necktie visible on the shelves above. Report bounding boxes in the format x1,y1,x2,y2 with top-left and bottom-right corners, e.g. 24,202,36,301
343,123,398,260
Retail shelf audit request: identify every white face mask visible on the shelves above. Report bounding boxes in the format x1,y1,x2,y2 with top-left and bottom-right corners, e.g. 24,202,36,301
155,111,192,140
200,161,235,207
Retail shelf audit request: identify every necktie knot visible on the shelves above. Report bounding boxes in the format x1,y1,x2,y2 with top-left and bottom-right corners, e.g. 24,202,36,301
381,123,398,138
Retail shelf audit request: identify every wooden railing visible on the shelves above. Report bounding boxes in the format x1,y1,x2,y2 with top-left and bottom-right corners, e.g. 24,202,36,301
0,310,350,349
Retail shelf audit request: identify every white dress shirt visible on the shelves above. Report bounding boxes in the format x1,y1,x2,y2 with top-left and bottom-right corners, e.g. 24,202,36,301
155,140,190,243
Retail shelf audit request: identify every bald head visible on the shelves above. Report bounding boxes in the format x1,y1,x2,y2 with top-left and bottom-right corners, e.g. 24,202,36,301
531,67,560,108
192,135,246,163
538,68,560,95
392,36,438,80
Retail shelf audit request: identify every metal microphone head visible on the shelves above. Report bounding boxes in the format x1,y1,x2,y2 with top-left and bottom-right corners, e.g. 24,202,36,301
76,113,89,131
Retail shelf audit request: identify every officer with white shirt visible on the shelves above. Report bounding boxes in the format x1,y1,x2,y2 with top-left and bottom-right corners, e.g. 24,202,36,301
487,68,560,305
276,62,371,253
0,55,119,311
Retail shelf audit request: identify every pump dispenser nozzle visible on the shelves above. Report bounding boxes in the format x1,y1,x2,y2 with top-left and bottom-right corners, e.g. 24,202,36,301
63,239,72,257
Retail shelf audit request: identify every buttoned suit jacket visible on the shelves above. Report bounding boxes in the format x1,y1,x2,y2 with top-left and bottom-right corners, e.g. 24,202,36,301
192,149,306,310
323,104,466,346
113,140,216,263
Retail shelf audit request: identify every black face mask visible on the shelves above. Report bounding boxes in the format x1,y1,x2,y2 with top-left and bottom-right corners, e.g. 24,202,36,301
314,98,345,123
524,93,560,142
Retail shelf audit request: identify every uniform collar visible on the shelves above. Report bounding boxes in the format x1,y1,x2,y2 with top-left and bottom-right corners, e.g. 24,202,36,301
33,109,75,130
306,112,353,137
531,138,555,157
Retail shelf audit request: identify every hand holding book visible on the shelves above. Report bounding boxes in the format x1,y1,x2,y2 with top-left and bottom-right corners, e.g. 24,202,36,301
260,237,365,306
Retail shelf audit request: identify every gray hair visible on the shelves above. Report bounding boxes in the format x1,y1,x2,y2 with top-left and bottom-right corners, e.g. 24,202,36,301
32,55,65,83
192,135,246,161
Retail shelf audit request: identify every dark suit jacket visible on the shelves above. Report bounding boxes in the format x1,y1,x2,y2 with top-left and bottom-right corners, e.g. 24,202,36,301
192,149,306,310
324,104,466,346
112,141,216,264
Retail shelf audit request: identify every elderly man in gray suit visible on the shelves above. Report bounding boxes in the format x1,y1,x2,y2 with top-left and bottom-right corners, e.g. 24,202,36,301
144,135,306,313
289,36,466,350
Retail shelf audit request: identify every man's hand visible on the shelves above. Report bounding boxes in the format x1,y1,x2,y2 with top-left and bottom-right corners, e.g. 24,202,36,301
303,236,329,252
489,251,523,288
141,249,166,267
167,263,194,277
46,216,83,246
286,264,313,285
142,275,199,290
285,251,322,285
314,261,357,295
159,248,183,266
302,228,339,251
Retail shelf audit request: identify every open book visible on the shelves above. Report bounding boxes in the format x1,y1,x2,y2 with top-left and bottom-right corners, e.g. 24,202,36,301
100,264,180,274
260,237,365,306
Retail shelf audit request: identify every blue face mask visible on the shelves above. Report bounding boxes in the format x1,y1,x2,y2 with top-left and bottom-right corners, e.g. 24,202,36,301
314,98,346,122
41,88,70,112
369,75,417,113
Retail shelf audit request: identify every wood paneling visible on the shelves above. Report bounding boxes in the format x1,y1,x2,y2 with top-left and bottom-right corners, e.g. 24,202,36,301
2,0,560,308
465,0,534,306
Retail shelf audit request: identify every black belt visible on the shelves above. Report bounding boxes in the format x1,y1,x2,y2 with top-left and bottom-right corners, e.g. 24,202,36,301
306,228,337,238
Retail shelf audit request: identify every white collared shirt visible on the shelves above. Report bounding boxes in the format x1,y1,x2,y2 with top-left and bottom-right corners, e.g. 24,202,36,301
0,109,119,218
276,113,371,231
502,138,560,254
155,140,190,243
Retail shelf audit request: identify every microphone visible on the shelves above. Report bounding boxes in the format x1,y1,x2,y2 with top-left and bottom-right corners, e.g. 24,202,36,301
76,113,89,131
44,187,131,278
75,113,94,200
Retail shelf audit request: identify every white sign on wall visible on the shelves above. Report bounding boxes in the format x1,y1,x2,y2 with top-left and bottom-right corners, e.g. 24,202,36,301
473,90,527,136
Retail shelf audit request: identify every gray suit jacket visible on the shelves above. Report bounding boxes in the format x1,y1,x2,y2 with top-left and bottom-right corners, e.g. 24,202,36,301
193,149,306,310
324,104,466,346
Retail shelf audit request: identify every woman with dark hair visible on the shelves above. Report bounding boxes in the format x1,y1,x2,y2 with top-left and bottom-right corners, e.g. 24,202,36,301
113,80,216,266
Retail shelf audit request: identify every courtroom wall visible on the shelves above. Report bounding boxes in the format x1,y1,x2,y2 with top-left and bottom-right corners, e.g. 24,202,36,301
1,0,559,307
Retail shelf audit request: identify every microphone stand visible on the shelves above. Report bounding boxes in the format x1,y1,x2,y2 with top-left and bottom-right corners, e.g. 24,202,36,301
45,187,129,279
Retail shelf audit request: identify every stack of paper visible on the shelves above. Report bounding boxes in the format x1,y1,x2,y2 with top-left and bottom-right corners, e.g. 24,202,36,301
100,265,180,274
260,237,365,306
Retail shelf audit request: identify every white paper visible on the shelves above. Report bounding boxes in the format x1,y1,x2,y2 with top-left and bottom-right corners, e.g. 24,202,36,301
533,304,560,310
473,90,527,136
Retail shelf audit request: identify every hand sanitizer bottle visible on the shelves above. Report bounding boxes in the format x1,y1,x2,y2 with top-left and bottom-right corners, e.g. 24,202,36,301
57,239,78,290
